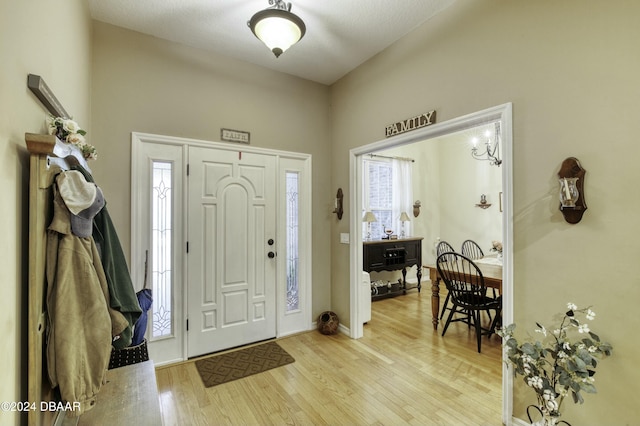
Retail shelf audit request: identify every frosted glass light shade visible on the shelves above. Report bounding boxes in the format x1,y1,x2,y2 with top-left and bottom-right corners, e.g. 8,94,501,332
249,9,306,58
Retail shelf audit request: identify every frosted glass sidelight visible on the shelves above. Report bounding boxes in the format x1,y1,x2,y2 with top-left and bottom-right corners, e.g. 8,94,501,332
152,161,173,338
286,172,299,312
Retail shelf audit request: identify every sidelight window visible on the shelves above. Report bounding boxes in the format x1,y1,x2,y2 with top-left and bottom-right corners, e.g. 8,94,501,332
285,172,299,312
151,161,173,338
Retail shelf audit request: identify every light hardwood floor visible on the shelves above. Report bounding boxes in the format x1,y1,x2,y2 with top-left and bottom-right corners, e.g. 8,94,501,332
155,291,503,425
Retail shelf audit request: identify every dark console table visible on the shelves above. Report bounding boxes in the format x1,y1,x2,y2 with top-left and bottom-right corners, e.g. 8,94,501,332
363,237,423,299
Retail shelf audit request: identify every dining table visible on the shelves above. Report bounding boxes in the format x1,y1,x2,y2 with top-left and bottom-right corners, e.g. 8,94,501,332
423,256,503,330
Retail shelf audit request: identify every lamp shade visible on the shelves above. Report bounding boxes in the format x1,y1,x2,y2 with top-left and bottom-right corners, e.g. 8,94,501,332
362,211,377,223
248,8,306,58
399,211,411,222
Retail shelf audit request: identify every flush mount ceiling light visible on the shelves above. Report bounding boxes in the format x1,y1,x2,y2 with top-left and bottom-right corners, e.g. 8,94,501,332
248,0,306,58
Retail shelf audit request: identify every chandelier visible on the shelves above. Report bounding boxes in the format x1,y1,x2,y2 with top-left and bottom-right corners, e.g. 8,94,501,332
471,122,502,166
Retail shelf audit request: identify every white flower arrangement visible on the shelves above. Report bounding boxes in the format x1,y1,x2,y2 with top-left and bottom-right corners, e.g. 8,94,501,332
46,115,97,161
497,303,613,422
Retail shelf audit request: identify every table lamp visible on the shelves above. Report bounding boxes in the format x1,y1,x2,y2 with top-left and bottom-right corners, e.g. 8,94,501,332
399,211,411,237
363,211,377,240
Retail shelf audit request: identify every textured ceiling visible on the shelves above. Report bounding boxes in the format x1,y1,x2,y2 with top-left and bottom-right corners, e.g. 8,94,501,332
88,0,457,85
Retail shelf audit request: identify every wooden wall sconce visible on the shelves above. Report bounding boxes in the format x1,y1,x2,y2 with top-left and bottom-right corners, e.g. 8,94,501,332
558,157,587,224
333,188,343,220
413,200,421,217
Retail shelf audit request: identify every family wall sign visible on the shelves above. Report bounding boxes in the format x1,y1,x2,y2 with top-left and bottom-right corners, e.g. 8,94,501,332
385,110,436,137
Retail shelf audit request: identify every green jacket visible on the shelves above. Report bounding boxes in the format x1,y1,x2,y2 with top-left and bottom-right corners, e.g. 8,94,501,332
73,166,142,349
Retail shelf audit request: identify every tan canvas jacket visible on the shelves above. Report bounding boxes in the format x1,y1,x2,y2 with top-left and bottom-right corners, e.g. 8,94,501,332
45,186,128,415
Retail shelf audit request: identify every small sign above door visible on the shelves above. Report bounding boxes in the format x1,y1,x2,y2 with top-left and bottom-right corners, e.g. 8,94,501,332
221,128,250,144
385,110,436,137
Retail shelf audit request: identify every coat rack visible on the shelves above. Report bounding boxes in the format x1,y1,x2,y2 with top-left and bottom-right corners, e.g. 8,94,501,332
25,133,85,426
28,74,69,118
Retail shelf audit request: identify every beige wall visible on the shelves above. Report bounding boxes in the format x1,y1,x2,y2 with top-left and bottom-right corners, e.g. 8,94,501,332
330,1,639,424
4,0,639,424
90,22,333,319
0,1,92,424
437,133,502,253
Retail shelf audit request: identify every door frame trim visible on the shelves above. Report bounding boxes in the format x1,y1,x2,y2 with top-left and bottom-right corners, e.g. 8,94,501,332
348,103,513,423
131,132,313,364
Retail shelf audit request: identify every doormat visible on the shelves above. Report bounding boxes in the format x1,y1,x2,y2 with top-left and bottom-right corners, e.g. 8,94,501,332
194,341,295,388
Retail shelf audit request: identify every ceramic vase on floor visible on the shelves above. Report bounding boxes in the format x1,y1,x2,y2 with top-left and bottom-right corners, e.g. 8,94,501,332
317,311,339,335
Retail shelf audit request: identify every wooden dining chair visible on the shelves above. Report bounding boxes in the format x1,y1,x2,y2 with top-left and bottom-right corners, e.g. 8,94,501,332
436,241,457,320
461,239,484,260
436,252,502,353
462,239,498,303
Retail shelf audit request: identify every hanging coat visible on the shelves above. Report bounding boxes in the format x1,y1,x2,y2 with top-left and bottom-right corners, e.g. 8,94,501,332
71,165,142,349
46,179,129,415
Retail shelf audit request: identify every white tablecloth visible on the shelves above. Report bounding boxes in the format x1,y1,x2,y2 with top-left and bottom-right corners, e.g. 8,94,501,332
476,256,503,266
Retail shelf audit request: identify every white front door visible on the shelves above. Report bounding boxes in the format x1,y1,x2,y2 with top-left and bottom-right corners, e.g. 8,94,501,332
187,147,277,357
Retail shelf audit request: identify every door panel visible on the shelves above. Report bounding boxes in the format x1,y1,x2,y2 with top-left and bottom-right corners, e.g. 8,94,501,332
188,147,276,357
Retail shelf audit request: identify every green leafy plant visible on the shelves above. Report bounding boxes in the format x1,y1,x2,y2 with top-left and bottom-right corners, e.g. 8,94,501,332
498,303,613,419
46,114,97,160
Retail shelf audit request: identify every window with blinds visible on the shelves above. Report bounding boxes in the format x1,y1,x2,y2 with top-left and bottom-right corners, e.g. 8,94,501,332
363,159,394,240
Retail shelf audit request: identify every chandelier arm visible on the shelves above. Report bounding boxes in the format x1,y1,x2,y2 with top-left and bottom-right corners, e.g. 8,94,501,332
471,141,502,165
488,141,497,159
490,141,501,165
492,122,502,165
471,146,487,161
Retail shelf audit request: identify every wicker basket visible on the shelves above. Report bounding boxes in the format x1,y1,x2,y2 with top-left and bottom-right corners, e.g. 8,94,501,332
108,339,149,369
